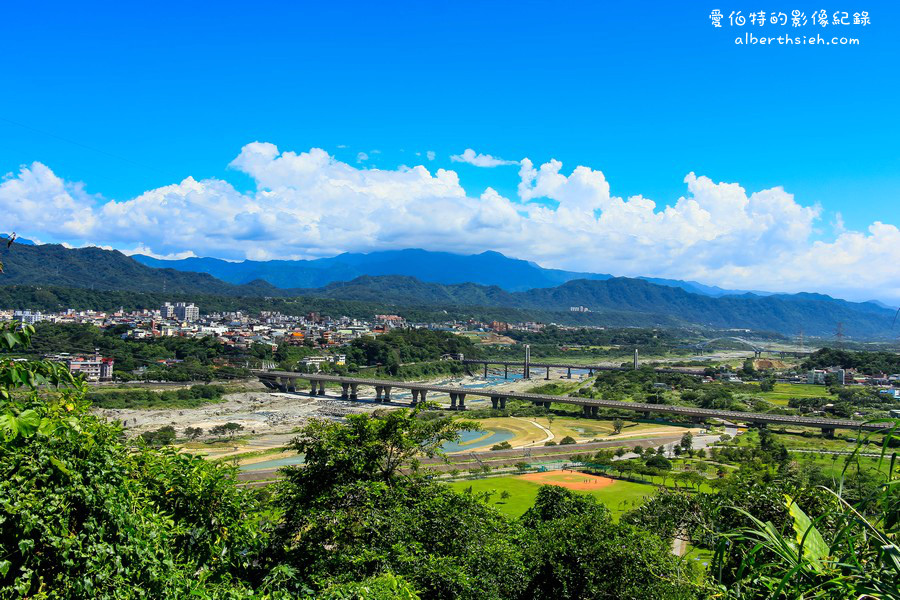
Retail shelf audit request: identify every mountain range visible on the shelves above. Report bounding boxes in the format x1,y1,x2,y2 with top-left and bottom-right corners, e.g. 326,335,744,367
1,243,896,338
132,249,755,296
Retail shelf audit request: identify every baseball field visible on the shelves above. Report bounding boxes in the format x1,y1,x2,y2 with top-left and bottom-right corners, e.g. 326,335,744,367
448,469,660,518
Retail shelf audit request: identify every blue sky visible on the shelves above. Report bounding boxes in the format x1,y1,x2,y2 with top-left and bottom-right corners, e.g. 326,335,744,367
1,1,899,301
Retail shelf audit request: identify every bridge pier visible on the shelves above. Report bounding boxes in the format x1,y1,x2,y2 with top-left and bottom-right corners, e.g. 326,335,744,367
499,396,507,410
375,385,383,401
349,383,358,400
484,363,488,378
491,396,499,410
382,386,392,402
821,427,835,439
317,381,325,395
411,389,420,404
545,366,550,380
642,411,651,419
341,383,350,399
582,405,591,417
504,364,508,379
450,393,459,410
588,368,593,376
457,394,467,411
309,381,318,396
591,406,598,417
567,367,572,379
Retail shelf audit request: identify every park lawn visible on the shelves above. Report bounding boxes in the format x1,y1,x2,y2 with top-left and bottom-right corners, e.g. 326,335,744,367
448,473,660,519
470,415,697,446
751,383,835,406
533,416,695,443
773,431,891,453
791,451,894,477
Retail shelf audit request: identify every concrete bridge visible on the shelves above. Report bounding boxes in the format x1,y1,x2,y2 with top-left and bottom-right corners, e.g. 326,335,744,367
254,370,894,437
459,358,707,380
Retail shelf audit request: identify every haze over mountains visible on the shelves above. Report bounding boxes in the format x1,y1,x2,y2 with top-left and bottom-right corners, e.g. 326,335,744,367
1,243,896,339
132,249,754,297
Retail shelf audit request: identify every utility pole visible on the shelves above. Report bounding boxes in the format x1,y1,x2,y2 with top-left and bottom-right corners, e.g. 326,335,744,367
633,348,639,370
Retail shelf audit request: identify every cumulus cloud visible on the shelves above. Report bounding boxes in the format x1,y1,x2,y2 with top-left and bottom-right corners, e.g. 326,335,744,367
451,148,518,167
2,143,897,302
426,151,435,161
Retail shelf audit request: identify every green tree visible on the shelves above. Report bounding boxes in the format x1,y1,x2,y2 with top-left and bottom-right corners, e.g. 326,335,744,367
612,418,624,434
211,421,244,439
0,321,265,597
520,486,699,599
140,425,177,446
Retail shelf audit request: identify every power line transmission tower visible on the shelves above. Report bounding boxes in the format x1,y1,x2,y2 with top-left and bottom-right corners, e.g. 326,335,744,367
835,322,844,350
798,329,804,353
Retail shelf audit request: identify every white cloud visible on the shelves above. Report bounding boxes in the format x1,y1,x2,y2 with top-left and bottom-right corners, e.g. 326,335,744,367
451,148,518,167
3,143,898,303
356,152,368,163
426,150,435,161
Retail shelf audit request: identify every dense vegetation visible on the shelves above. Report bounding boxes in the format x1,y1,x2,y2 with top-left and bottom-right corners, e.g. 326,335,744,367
803,347,900,375
0,243,272,296
480,324,692,360
86,384,228,409
344,329,481,372
2,321,898,598
3,322,249,382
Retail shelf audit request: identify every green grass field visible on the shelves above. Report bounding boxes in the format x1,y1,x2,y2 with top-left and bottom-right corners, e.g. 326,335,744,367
748,383,835,406
448,472,660,519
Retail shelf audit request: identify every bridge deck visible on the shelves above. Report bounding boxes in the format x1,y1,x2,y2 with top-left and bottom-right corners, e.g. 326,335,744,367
459,359,706,376
255,371,893,432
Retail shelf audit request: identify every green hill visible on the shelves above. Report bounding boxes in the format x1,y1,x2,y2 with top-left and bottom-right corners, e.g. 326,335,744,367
0,244,276,296
1,244,895,338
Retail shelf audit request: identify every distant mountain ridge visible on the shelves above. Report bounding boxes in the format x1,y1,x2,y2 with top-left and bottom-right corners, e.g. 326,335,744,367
296,275,895,338
1,244,896,338
132,248,760,296
0,244,276,296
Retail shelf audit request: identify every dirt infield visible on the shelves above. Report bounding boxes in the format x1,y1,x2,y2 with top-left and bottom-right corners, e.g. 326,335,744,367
517,470,615,491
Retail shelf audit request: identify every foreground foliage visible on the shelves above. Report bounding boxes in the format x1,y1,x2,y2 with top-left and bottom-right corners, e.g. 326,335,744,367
2,320,897,598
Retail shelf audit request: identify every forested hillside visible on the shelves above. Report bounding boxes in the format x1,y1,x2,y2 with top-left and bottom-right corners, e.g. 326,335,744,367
0,244,275,296
2,244,896,338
